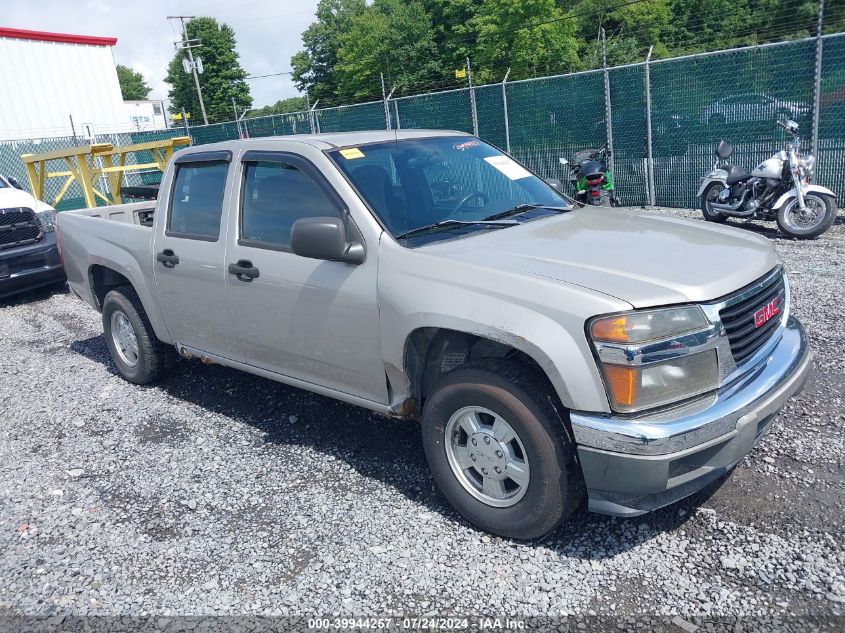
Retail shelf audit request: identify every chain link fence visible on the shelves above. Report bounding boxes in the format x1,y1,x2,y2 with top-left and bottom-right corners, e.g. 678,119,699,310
1,33,843,211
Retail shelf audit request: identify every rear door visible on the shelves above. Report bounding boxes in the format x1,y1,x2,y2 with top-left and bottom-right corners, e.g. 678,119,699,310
152,150,244,362
224,150,386,403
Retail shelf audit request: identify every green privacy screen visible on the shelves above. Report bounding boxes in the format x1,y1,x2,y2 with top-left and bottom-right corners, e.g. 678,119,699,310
2,33,843,211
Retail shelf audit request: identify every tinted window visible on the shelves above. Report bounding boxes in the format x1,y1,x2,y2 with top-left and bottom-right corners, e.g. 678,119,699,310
329,137,568,238
168,162,228,239
240,161,339,250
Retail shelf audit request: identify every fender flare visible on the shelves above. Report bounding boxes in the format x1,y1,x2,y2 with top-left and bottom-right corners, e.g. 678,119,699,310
696,170,728,197
772,185,838,211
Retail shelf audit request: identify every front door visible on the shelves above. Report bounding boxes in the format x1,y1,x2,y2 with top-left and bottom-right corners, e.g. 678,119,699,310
225,151,386,404
153,151,243,362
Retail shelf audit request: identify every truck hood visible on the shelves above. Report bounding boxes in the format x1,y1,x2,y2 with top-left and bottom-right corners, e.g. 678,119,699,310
422,209,780,308
0,188,54,212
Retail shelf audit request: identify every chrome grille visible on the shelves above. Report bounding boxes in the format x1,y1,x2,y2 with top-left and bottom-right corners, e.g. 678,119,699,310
0,207,43,251
719,269,786,365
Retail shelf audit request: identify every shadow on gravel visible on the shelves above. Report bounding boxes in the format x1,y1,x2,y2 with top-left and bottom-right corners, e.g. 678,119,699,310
0,281,68,309
70,332,728,557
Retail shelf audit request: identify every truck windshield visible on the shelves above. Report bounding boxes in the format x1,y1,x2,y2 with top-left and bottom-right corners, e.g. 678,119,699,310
328,137,571,240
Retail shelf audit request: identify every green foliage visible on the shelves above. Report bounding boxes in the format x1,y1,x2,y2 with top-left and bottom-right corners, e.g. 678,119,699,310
290,0,368,105
248,96,309,118
115,64,151,101
335,0,444,100
165,17,252,124
291,0,831,102
470,0,580,83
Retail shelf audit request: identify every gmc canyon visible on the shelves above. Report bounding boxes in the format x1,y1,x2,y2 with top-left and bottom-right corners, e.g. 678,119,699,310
56,130,811,538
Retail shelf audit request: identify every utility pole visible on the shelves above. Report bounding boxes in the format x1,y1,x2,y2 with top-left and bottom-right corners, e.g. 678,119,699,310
169,15,208,125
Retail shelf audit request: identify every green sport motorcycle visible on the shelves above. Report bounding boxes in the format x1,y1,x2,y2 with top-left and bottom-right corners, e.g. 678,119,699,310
560,145,619,206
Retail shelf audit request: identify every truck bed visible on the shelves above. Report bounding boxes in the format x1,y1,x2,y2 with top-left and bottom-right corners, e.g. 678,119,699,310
68,201,156,227
57,201,160,318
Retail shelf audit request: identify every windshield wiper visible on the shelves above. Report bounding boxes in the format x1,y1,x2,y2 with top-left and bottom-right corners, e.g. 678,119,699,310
395,219,518,240
483,203,572,221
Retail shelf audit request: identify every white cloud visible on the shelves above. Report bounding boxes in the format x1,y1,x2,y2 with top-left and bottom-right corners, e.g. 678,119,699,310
3,0,318,108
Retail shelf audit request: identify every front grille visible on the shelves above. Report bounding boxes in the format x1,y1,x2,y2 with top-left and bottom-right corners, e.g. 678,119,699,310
719,269,786,364
0,207,43,251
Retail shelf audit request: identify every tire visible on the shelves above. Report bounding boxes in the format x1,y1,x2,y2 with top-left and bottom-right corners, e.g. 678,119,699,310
421,359,584,540
776,193,837,239
700,182,728,223
102,286,173,384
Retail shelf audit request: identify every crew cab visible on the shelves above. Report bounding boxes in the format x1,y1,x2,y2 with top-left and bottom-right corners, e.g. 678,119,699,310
56,131,811,538
0,174,65,299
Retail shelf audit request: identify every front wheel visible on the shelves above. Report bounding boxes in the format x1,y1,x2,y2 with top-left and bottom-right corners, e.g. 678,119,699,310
421,359,584,539
700,182,728,223
776,193,837,239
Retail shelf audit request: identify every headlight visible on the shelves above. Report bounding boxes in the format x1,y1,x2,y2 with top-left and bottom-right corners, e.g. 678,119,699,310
800,155,815,179
36,209,56,233
590,306,709,344
589,307,719,413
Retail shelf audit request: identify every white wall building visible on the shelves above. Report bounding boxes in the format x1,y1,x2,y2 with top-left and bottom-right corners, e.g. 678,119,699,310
124,100,169,132
0,27,128,141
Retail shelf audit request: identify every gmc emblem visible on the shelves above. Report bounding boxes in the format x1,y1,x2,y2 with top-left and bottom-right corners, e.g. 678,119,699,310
754,297,780,328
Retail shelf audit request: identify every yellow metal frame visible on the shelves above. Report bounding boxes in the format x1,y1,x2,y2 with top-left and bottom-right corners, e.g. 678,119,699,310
21,136,190,208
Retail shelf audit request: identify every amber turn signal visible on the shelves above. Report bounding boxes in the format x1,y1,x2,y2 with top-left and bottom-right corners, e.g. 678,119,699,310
590,316,631,343
603,365,638,407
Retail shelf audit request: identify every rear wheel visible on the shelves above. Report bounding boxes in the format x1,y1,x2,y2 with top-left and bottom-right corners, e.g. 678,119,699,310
776,193,837,239
102,286,173,384
421,359,584,539
700,182,728,223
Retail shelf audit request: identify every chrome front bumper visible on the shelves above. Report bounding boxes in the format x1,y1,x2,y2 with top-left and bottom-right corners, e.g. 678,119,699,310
570,315,812,516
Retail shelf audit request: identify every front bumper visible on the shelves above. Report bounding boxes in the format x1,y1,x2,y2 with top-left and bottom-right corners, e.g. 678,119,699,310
0,233,65,299
570,315,812,517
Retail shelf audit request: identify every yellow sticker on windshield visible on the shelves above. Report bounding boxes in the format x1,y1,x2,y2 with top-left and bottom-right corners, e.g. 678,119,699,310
340,147,365,159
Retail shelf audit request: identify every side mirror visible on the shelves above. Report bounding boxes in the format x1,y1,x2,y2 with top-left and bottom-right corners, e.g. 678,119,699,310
290,216,365,265
5,175,24,190
544,177,565,192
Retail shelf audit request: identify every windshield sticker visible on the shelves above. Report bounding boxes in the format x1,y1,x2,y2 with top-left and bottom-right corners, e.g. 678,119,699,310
484,155,531,180
339,147,365,159
453,140,480,151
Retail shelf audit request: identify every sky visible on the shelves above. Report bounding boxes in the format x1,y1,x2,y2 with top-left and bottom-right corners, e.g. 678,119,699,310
3,0,319,108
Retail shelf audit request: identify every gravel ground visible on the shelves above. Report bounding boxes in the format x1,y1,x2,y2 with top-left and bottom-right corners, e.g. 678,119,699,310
0,209,843,631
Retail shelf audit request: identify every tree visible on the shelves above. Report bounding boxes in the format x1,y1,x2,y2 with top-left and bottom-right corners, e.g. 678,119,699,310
165,17,252,124
335,0,444,100
290,0,367,105
115,64,151,100
470,0,580,82
248,95,309,117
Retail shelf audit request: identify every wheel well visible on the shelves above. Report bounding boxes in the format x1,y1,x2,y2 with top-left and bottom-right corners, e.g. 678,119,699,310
403,327,555,407
89,265,132,310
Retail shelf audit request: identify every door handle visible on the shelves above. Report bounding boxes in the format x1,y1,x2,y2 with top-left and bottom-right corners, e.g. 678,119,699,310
156,249,180,268
228,259,260,282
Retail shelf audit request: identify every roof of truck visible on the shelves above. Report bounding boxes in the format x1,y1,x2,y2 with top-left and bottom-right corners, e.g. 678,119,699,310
188,129,469,152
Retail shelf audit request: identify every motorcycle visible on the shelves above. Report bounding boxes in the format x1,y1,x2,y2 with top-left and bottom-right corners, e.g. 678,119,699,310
559,146,618,206
697,119,837,239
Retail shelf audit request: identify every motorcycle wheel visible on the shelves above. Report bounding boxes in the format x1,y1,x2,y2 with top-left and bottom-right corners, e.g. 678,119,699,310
776,193,837,239
700,182,728,223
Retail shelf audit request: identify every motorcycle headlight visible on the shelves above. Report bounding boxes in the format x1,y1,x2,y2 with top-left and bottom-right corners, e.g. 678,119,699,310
589,307,719,413
800,155,815,178
36,209,56,233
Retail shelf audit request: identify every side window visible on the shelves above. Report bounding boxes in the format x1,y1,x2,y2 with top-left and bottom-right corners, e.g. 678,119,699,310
168,161,228,240
240,160,340,250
